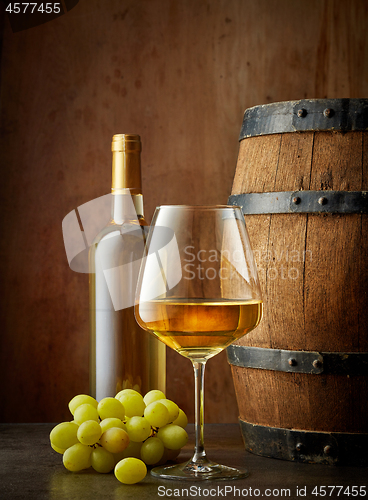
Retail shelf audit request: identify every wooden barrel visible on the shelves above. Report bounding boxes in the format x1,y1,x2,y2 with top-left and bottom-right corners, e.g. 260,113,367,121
227,98,368,466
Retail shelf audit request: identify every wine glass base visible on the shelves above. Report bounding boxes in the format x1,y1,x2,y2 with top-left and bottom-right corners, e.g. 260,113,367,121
151,459,249,481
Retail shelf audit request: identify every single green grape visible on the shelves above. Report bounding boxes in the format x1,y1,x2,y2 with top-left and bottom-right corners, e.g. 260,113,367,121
126,416,151,442
140,436,164,465
77,420,102,446
157,399,179,422
115,388,140,400
91,446,115,473
50,421,79,450
116,392,145,418
74,403,99,424
113,441,142,463
144,401,169,428
98,397,125,420
100,417,126,434
156,446,181,465
115,457,147,484
51,442,66,454
100,427,130,454
63,443,92,472
157,424,188,450
143,390,166,406
172,408,188,428
68,394,98,415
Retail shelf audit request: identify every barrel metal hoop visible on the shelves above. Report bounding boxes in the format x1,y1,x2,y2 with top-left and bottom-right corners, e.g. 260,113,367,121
239,98,368,140
228,190,368,215
226,345,368,376
239,419,368,466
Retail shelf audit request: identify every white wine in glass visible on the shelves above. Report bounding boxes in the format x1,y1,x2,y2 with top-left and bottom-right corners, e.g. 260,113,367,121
137,298,262,361
135,205,262,480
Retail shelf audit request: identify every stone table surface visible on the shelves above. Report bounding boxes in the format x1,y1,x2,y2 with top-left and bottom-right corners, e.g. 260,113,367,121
0,424,366,500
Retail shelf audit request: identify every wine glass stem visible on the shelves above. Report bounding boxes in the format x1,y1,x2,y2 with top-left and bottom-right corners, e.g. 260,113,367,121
192,360,207,462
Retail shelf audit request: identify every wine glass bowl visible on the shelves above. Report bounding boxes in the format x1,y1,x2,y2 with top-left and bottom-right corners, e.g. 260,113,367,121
134,205,262,480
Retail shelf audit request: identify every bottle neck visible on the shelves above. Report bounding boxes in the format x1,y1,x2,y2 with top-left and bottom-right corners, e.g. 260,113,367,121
111,192,144,224
110,134,145,224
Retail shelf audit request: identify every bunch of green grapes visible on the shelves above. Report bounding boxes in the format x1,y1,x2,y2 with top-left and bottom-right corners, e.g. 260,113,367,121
49,389,188,484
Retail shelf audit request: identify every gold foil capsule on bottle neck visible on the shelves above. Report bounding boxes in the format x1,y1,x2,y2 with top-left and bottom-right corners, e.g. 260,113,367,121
111,134,141,152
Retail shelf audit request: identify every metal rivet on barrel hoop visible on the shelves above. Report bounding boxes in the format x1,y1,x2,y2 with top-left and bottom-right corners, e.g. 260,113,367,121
292,196,301,204
323,108,334,118
318,197,327,205
288,358,297,366
313,359,323,369
324,445,333,455
297,109,307,118
296,443,304,452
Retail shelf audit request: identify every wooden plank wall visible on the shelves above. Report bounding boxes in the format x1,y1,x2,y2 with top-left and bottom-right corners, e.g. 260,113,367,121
0,0,367,423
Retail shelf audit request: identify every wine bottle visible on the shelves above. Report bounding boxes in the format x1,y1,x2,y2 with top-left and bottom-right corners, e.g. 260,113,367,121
89,134,166,400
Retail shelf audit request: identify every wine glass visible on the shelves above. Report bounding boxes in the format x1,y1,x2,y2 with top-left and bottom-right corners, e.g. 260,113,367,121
134,205,262,480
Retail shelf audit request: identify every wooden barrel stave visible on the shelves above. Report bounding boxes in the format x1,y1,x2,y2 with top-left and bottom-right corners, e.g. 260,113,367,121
231,368,368,433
